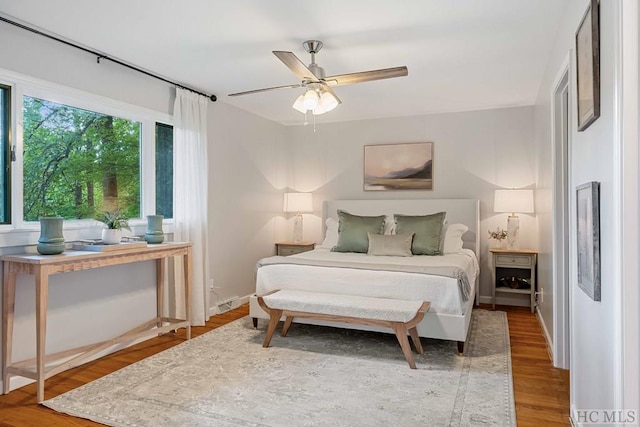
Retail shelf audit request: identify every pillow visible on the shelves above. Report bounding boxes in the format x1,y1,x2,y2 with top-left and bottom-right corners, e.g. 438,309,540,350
367,233,414,257
318,218,339,249
394,212,446,255
384,215,396,235
442,223,469,254
332,210,386,253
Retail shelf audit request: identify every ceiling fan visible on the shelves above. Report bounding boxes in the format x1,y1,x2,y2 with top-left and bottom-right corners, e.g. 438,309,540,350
228,40,408,115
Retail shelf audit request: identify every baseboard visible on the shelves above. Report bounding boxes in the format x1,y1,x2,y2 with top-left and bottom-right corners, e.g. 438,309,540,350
536,309,554,363
208,293,251,316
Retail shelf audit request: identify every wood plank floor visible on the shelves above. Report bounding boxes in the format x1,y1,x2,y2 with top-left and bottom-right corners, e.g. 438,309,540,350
0,304,569,426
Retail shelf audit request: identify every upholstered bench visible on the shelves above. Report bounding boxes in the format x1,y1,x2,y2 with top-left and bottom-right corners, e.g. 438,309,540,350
257,289,430,369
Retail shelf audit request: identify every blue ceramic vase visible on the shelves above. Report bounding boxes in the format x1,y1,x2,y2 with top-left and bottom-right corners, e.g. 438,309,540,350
145,215,164,244
37,217,65,255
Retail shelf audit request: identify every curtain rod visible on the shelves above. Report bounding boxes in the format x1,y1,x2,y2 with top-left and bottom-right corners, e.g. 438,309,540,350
0,15,217,102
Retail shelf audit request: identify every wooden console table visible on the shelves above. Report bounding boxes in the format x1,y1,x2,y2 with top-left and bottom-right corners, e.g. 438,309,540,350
2,242,192,402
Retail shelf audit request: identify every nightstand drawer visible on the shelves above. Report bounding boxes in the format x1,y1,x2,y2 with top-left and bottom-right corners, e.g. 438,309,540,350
495,254,532,266
276,243,315,256
278,247,305,256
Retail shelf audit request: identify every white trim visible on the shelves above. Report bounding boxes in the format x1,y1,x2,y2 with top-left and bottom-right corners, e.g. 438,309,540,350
611,0,625,412
620,0,640,413
536,309,553,360
550,53,571,369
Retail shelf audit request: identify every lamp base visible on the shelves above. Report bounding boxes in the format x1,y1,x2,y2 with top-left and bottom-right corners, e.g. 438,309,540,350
507,215,520,250
293,214,303,243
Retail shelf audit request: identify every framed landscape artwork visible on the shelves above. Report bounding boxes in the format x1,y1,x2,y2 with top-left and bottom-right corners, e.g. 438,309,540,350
575,0,600,131
364,142,433,191
576,181,601,301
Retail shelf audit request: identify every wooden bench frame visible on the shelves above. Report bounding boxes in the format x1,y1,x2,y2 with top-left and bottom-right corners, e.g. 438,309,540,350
257,291,430,369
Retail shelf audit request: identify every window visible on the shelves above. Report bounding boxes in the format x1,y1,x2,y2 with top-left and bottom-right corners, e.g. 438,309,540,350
0,69,174,234
0,85,9,224
155,123,173,219
22,96,141,221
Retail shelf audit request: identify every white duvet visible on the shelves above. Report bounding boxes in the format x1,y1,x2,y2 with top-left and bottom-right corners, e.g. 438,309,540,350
256,248,479,316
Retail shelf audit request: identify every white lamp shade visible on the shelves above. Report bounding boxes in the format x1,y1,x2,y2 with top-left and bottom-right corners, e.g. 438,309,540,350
283,192,313,213
494,189,534,214
302,90,319,110
313,91,339,115
292,95,307,114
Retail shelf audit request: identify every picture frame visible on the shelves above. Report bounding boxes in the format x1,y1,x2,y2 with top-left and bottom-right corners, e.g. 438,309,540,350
575,0,600,132
363,142,433,191
576,181,601,301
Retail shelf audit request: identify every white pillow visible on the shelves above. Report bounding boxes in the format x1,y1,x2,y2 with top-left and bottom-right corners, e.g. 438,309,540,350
318,218,339,249
443,223,468,254
384,215,395,235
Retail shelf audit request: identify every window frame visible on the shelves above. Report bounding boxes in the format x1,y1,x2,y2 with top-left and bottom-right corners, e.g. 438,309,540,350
0,68,173,246
0,82,11,225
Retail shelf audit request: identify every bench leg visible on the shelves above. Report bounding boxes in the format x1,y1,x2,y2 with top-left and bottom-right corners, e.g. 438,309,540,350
281,316,294,337
408,327,423,354
393,324,417,369
263,310,282,348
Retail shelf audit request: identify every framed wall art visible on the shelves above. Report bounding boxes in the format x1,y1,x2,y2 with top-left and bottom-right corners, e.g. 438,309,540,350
363,142,433,191
575,0,600,131
576,181,600,301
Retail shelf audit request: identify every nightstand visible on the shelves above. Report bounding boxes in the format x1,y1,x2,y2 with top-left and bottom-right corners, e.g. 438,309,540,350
490,249,537,313
276,242,315,256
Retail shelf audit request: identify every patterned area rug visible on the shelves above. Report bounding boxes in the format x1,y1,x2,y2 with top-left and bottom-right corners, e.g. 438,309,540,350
44,310,515,426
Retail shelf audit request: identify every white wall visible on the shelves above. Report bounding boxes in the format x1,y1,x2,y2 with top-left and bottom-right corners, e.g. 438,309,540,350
533,0,638,420
284,107,537,301
0,20,285,391
208,103,287,306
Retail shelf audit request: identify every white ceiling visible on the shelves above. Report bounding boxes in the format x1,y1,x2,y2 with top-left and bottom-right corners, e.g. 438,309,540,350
0,0,568,125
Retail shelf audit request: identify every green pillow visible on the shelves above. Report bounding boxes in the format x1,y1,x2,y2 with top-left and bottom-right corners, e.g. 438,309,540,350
332,210,386,253
394,212,446,255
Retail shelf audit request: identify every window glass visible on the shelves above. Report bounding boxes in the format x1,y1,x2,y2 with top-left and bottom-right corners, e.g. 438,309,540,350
22,96,141,221
155,122,173,219
0,85,9,223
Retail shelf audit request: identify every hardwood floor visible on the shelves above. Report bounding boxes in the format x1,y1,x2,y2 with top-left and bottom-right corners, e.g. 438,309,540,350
0,304,569,426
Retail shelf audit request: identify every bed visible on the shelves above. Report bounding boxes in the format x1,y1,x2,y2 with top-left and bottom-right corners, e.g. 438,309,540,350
249,199,480,352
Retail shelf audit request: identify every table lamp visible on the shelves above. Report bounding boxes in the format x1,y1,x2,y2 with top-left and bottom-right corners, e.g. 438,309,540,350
283,192,313,243
494,189,534,250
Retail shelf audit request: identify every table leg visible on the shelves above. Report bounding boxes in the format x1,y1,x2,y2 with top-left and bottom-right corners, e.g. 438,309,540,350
183,247,192,340
2,263,17,394
35,267,49,403
156,258,165,334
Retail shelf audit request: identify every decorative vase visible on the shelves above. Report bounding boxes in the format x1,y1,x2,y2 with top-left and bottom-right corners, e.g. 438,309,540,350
101,228,122,245
490,239,505,250
37,217,65,255
145,215,164,244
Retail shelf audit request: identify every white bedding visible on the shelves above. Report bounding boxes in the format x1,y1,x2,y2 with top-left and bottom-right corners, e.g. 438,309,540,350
256,248,479,316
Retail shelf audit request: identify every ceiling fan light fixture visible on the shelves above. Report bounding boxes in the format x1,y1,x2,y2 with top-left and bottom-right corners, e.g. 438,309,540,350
292,94,307,113
302,89,319,110
313,91,339,115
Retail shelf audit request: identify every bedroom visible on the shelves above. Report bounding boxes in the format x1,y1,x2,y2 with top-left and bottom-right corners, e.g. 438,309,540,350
0,0,638,426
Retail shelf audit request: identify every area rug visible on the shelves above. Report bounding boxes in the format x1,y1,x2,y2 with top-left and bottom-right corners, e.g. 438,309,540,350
43,310,515,426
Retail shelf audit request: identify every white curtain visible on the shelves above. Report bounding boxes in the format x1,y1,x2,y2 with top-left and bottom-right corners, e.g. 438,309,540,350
172,88,209,326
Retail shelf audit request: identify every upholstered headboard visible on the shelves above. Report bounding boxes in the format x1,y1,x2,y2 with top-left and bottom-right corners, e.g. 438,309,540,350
323,199,480,260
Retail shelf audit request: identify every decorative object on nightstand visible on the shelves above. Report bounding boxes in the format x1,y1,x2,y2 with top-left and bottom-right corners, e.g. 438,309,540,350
493,189,534,250
491,249,537,313
487,227,508,249
283,192,313,243
276,242,315,256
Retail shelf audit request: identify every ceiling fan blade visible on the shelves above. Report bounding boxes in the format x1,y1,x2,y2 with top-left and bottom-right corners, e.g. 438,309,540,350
324,66,408,87
273,51,320,82
228,84,301,97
